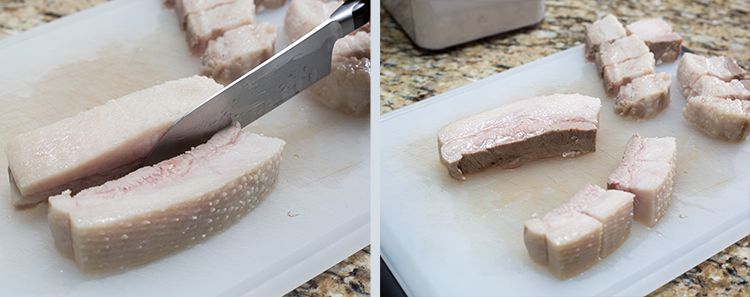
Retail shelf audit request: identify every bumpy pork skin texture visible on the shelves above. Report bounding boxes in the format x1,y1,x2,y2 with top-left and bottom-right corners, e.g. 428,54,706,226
184,0,256,55
438,94,601,180
602,52,655,97
48,123,285,274
283,0,343,43
683,96,750,142
594,34,650,78
5,76,223,209
607,134,676,227
677,53,746,97
626,18,682,64
615,72,672,119
584,14,627,63
201,22,277,85
523,184,634,279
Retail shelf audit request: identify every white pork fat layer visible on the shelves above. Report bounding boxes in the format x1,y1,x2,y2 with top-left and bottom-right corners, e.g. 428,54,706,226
683,96,750,142
48,123,285,274
5,76,223,208
584,14,626,63
615,72,672,120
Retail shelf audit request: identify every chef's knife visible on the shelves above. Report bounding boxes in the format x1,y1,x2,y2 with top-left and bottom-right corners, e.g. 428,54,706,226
143,0,370,166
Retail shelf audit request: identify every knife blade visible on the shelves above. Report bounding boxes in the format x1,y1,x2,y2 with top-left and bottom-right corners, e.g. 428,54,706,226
143,0,370,166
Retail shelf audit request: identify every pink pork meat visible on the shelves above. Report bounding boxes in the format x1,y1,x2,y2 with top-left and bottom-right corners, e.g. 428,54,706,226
594,34,650,78
607,134,676,227
602,52,655,97
676,53,746,97
524,184,634,279
584,14,627,63
615,72,672,119
201,22,277,85
184,0,256,55
438,94,601,180
48,122,285,274
683,96,750,142
625,18,683,64
5,76,223,209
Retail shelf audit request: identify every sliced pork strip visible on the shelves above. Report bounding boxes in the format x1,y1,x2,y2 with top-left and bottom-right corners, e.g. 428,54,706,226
5,76,223,209
626,18,682,64
438,94,601,180
594,34,650,78
306,29,371,116
683,96,750,142
584,14,627,63
283,0,343,43
581,190,634,257
201,22,277,85
607,134,676,227
184,0,256,55
602,52,655,97
48,123,285,273
688,76,750,100
615,72,672,119
677,53,747,97
175,0,234,30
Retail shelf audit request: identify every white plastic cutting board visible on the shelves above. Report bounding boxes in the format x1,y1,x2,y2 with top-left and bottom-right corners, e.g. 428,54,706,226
0,0,369,296
381,46,750,296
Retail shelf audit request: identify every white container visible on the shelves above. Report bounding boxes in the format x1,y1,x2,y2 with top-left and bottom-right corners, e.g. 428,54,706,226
383,0,546,50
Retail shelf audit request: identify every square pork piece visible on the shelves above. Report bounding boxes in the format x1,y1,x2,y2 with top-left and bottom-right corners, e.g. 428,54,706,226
584,14,626,63
615,72,672,119
602,52,655,97
201,22,277,85
626,18,683,64
185,0,256,55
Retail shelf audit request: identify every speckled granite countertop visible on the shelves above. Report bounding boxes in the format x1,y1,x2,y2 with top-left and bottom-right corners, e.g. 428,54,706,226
381,0,748,296
0,1,369,296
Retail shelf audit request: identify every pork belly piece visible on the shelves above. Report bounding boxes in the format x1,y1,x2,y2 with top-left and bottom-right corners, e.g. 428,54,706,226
201,23,277,85
686,76,750,100
283,0,343,43
185,0,256,55
607,134,676,227
438,94,601,180
255,0,286,10
162,0,176,9
306,29,371,116
48,122,285,274
584,14,627,63
5,76,223,209
683,96,750,142
523,184,634,279
676,53,746,97
615,72,672,119
594,34,650,78
175,0,234,30
602,52,655,97
626,18,683,64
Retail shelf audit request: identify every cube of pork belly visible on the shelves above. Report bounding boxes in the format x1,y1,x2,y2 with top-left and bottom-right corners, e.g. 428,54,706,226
438,94,601,180
683,96,750,142
523,184,634,279
4,76,223,209
175,0,235,30
201,23,277,85
626,18,683,64
48,123,285,273
677,53,747,97
607,134,676,227
686,76,750,100
602,52,655,97
595,34,650,78
584,14,627,63
284,0,344,43
185,0,256,55
615,72,672,119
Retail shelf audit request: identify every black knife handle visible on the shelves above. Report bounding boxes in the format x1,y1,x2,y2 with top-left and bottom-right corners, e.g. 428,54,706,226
330,0,370,36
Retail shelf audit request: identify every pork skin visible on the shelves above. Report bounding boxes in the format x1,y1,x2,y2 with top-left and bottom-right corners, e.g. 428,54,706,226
438,94,601,180
615,72,672,119
625,18,682,64
48,123,285,274
5,76,223,209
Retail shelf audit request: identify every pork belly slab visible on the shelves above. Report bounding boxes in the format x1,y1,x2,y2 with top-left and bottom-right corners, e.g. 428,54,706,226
283,0,343,43
676,53,746,97
201,22,277,85
48,123,285,274
438,94,601,180
607,134,676,227
602,52,655,97
615,72,672,119
5,76,223,209
584,14,627,63
683,96,750,142
626,18,682,64
523,184,634,279
184,0,256,55
685,76,750,100
306,29,371,117
594,34,650,78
